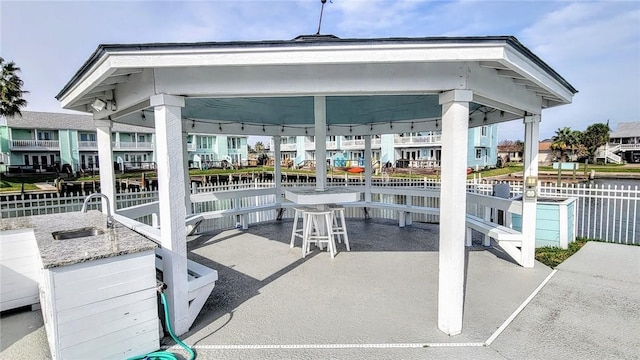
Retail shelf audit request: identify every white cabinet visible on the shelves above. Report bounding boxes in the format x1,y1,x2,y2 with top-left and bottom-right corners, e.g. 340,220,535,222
40,250,159,360
0,229,41,311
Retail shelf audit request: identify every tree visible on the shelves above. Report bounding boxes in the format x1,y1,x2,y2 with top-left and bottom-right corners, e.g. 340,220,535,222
0,57,28,117
551,127,580,162
254,141,265,152
581,123,610,163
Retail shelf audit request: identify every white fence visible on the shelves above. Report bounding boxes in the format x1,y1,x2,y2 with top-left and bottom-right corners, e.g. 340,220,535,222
1,189,158,219
2,179,638,244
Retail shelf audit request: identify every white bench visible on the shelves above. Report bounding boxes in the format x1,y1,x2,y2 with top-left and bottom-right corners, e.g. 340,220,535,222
464,214,523,246
112,214,218,330
342,201,439,227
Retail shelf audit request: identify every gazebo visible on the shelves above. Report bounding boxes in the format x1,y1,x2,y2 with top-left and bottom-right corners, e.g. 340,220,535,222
56,35,577,336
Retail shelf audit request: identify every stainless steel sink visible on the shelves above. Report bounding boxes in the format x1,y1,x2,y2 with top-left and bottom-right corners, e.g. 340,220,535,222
52,227,104,240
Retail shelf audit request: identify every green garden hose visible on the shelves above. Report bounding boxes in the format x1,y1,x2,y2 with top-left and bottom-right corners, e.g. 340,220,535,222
127,292,195,360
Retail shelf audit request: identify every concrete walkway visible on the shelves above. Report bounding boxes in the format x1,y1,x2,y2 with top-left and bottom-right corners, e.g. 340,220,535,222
1,221,638,360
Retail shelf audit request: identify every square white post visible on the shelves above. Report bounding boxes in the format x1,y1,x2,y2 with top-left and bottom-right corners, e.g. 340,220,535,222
151,94,190,336
95,119,116,213
274,136,282,200
182,131,192,214
438,89,471,336
364,135,372,202
522,114,541,268
314,96,327,191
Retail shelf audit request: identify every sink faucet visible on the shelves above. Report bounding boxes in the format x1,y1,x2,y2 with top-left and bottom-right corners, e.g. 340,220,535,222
81,193,114,228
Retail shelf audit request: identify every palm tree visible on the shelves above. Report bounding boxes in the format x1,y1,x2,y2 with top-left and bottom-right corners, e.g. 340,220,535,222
0,57,28,117
551,127,580,162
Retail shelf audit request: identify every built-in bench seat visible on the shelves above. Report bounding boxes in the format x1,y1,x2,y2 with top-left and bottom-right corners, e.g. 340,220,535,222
341,201,439,227
464,214,523,246
112,213,218,330
186,200,303,234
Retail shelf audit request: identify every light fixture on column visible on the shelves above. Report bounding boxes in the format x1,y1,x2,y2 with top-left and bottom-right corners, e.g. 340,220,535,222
90,99,107,112
90,99,117,112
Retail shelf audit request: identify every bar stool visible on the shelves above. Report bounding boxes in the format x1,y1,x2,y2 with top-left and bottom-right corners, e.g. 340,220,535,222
328,204,350,251
302,209,336,259
290,206,312,248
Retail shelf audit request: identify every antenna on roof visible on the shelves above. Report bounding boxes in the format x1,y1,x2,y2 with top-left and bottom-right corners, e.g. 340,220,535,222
316,0,332,35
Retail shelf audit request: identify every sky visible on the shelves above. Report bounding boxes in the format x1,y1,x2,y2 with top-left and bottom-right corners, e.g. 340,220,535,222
1,0,639,145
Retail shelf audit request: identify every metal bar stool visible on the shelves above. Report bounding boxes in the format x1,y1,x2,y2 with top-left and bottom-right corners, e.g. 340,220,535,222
302,209,336,259
328,204,350,251
290,206,313,248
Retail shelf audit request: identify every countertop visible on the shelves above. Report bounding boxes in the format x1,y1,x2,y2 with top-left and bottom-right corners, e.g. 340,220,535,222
0,211,157,269
284,186,361,205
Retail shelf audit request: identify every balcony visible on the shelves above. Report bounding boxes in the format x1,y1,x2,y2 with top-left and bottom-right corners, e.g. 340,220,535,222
280,143,297,151
112,141,154,150
394,135,442,147
9,139,60,150
78,141,98,150
621,144,640,151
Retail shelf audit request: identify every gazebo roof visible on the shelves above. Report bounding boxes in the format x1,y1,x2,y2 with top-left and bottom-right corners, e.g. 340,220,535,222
56,35,577,136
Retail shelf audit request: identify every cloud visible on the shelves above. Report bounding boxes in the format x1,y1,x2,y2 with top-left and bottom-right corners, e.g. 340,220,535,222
513,1,640,140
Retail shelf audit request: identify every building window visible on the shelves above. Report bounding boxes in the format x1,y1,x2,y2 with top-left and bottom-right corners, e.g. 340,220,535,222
481,126,488,137
80,133,96,141
38,131,51,140
227,137,242,149
138,134,146,142
475,149,483,159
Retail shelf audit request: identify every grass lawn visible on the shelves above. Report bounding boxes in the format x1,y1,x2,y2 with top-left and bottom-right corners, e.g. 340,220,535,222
0,178,39,191
535,238,588,268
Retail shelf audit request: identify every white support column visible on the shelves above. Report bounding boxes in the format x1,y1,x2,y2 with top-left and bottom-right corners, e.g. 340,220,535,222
94,120,116,213
314,96,327,191
182,131,192,214
437,89,472,336
522,114,541,268
364,135,372,202
150,94,190,336
274,136,282,200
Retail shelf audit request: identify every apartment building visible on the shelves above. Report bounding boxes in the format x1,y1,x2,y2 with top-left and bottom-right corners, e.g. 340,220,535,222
0,111,248,173
271,125,498,169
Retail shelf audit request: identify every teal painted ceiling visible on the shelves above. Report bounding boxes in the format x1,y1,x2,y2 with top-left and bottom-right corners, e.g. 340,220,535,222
183,95,465,126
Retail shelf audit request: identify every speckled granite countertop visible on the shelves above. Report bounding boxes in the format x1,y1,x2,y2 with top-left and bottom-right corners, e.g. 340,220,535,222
0,211,157,269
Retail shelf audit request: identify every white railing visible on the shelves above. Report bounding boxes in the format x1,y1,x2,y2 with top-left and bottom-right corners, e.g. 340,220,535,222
621,144,640,151
2,178,638,244
340,139,365,149
1,189,158,219
112,141,154,150
9,139,60,150
394,135,442,146
280,143,297,151
78,141,98,149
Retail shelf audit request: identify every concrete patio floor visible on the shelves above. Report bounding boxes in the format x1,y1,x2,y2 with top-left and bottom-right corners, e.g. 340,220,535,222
2,219,638,359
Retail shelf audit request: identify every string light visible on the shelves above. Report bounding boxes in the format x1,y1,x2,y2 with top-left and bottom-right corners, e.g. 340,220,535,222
219,123,222,131
241,123,244,130
262,124,265,132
